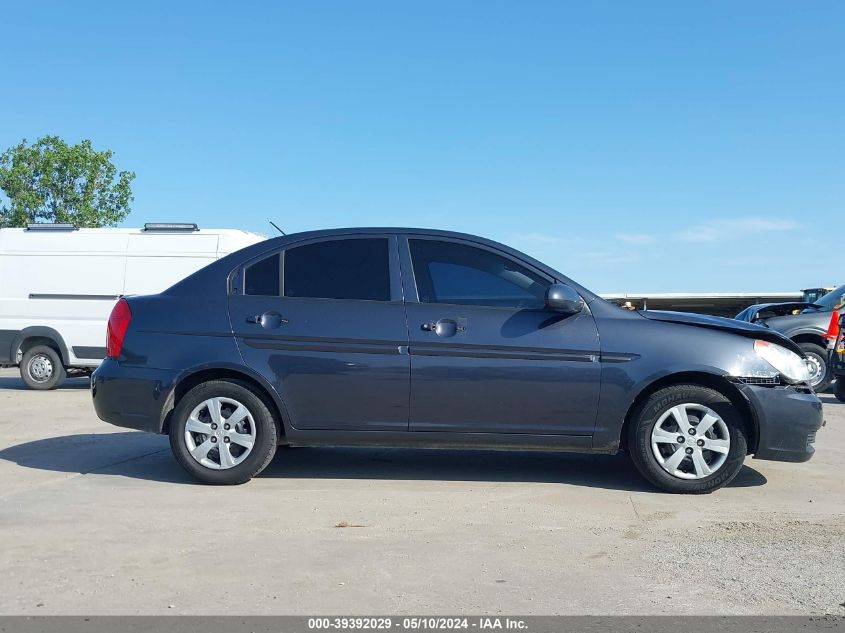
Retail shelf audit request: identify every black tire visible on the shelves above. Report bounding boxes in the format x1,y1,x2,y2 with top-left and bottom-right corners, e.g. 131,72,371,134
20,345,66,390
799,342,832,392
627,384,748,494
835,379,845,403
169,380,278,485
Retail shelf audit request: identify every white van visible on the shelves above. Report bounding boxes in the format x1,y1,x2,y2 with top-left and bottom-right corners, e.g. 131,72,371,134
0,223,265,389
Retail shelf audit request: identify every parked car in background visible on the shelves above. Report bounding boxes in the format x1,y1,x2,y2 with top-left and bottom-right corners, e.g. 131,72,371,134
0,223,265,389
735,284,845,391
92,228,823,494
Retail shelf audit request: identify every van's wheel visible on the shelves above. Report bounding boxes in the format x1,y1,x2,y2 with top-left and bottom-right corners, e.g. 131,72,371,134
169,380,278,485
835,379,845,403
628,385,748,494
799,342,832,391
20,345,66,390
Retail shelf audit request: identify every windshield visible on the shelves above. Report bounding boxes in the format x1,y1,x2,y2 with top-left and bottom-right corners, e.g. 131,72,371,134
815,284,845,310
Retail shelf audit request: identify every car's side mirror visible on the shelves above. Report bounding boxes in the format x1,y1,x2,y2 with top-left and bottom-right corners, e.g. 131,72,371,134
545,283,584,314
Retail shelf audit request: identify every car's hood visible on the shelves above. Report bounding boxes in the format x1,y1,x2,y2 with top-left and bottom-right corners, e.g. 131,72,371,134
639,310,804,355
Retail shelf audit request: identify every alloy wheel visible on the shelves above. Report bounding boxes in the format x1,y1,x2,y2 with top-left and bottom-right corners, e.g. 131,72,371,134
651,403,730,480
184,397,257,470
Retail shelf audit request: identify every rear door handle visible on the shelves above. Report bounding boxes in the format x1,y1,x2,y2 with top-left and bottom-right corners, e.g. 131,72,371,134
421,319,466,337
246,311,289,328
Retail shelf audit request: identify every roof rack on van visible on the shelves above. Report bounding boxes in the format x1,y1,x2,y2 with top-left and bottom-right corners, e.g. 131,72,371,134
143,223,199,233
25,223,77,231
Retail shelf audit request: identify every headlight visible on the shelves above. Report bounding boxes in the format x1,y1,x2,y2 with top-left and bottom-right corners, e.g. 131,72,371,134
753,339,811,384
729,340,811,384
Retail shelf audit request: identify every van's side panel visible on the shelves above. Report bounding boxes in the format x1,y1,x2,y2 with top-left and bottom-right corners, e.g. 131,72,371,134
0,228,265,369
124,233,218,295
0,231,128,365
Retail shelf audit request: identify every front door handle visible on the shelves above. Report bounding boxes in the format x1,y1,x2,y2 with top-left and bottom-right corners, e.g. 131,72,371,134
421,319,466,337
246,311,289,328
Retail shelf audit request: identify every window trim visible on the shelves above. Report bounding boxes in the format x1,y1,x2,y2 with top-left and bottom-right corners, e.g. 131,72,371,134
232,234,402,303
399,235,554,310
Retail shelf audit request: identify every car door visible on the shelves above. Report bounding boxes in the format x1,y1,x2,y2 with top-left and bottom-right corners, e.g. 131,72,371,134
400,236,600,435
229,234,410,431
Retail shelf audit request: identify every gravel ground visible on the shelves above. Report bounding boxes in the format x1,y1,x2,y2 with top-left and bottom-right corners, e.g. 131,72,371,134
0,368,843,615
638,516,845,613
668,518,845,612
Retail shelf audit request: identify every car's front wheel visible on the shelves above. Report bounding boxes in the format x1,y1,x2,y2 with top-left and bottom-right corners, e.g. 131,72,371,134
169,380,278,485
628,384,748,494
835,379,845,403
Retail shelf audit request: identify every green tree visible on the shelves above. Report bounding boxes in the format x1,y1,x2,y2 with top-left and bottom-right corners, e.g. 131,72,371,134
0,136,135,228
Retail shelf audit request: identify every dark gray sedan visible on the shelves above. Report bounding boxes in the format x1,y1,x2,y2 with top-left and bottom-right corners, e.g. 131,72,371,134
92,228,823,493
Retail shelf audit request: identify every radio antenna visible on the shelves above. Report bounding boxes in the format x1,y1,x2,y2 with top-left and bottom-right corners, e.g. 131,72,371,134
268,220,286,236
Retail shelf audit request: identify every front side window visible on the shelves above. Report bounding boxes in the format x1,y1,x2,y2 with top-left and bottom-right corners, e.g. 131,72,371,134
409,239,548,309
284,238,391,301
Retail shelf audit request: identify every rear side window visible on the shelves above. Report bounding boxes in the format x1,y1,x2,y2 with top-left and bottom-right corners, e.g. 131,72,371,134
244,253,280,296
410,239,547,309
283,238,391,301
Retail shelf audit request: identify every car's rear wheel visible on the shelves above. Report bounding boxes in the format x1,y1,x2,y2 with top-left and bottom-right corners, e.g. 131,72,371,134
799,342,832,391
169,380,278,485
628,384,748,494
20,345,66,390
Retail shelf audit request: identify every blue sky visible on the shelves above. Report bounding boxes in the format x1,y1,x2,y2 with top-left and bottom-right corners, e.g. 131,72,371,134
1,1,842,292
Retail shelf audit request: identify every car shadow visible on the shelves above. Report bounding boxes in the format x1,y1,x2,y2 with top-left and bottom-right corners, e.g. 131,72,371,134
263,446,768,491
818,394,843,405
0,432,768,492
0,432,189,483
0,375,90,390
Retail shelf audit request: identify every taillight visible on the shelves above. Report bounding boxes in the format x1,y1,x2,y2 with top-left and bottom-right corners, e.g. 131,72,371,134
825,310,840,342
106,298,132,359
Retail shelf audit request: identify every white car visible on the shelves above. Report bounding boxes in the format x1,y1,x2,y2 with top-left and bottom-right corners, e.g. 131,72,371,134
0,223,265,389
